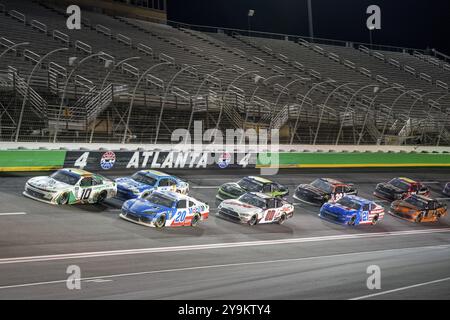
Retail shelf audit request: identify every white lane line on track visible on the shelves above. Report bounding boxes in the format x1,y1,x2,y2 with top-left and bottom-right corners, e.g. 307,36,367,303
0,244,449,291
0,212,26,216
83,279,113,283
350,276,450,300
0,228,450,265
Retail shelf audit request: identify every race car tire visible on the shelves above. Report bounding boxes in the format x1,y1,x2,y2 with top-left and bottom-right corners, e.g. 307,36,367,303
95,191,107,204
415,213,424,223
154,214,166,228
371,215,379,225
348,215,357,226
277,214,287,225
191,214,201,227
58,193,69,205
248,215,258,226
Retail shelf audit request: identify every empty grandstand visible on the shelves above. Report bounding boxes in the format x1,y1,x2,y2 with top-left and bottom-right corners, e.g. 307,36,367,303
0,0,449,145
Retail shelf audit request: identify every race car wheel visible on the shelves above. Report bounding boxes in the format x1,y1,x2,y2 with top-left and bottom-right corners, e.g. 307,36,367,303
191,214,201,227
96,191,107,204
248,215,258,226
154,214,166,228
371,215,379,225
415,213,424,223
277,214,287,225
58,193,69,205
348,215,357,226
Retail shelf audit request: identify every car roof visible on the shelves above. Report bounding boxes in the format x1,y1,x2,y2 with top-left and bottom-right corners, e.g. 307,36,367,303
409,194,433,202
396,177,418,184
248,192,275,200
320,178,343,185
343,195,373,205
139,170,171,178
61,168,91,177
247,176,273,184
154,190,189,201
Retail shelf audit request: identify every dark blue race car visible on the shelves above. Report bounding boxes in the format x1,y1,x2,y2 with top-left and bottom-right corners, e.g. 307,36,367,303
115,170,189,200
319,195,385,226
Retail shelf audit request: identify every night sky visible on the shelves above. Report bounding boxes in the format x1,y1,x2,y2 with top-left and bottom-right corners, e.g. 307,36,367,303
167,0,450,55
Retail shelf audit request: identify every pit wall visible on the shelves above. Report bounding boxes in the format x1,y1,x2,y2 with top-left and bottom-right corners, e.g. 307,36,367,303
0,145,450,172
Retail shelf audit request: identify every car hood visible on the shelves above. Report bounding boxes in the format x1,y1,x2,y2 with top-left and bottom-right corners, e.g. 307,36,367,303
115,177,154,193
27,176,71,191
297,184,327,196
322,202,357,216
123,198,170,216
221,199,262,215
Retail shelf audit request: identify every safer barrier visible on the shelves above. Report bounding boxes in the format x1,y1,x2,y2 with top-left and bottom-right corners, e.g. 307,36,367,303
257,152,450,168
0,150,66,172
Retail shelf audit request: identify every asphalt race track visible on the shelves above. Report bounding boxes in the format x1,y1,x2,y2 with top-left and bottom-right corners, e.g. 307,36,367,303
0,168,449,300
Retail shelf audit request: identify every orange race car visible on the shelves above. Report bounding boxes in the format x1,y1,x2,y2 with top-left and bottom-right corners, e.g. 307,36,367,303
389,194,447,223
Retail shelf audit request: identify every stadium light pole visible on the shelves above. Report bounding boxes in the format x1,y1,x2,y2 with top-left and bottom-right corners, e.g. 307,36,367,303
335,83,379,145
290,79,336,145
122,61,172,144
368,25,375,52
15,47,68,142
0,41,29,61
86,56,141,143
379,89,423,145
356,86,403,145
307,0,314,41
247,9,255,37
154,64,201,144
313,82,357,145
52,51,109,143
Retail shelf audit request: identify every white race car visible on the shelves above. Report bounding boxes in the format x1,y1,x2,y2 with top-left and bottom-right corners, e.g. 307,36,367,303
24,168,117,205
217,192,294,225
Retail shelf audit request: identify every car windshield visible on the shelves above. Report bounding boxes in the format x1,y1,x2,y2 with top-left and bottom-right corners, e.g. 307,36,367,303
143,193,175,208
50,170,79,186
131,172,158,186
404,196,427,209
311,179,333,193
237,177,264,192
336,197,361,210
388,178,410,191
238,193,267,209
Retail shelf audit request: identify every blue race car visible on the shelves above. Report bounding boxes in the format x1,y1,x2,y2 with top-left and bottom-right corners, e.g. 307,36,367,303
120,190,209,228
319,195,385,226
115,170,189,200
